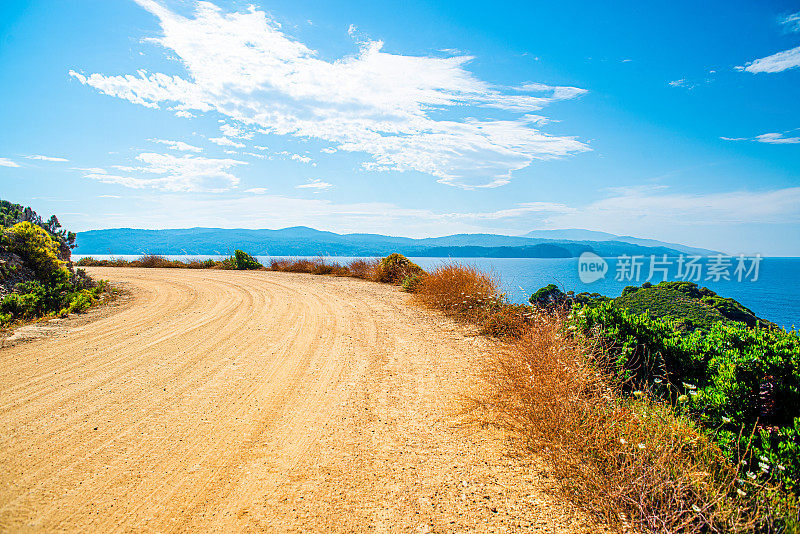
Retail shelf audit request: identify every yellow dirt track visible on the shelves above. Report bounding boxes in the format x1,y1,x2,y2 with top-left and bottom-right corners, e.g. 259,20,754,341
0,267,591,532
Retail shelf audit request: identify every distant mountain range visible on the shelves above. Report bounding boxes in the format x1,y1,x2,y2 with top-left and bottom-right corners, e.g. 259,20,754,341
74,227,718,258
523,229,715,256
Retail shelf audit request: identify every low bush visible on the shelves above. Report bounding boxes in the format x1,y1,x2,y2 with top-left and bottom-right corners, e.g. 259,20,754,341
572,302,800,495
346,258,381,280
376,253,424,285
479,303,532,339
1,204,106,326
311,259,337,275
401,273,423,293
7,222,66,281
480,314,796,532
415,263,500,321
234,250,262,270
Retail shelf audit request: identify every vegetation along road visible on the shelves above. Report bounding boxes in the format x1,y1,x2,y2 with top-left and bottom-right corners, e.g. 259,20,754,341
0,267,595,532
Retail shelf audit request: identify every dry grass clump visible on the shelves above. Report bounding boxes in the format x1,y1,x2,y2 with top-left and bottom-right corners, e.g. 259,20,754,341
79,254,385,280
270,258,316,273
479,303,533,340
346,258,381,280
415,263,500,321
134,254,182,268
268,257,352,276
479,313,779,533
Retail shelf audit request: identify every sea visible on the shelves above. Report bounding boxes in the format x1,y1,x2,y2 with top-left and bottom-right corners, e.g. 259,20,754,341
76,254,800,331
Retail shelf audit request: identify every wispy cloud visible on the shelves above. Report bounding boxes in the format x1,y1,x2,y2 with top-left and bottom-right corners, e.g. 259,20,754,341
736,45,800,73
781,11,800,33
220,124,253,139
208,136,245,149
721,131,800,144
544,186,800,231
278,151,313,164
24,154,69,162
296,178,332,190
0,157,20,167
82,152,247,192
69,0,589,189
244,187,268,194
735,12,800,73
149,138,203,152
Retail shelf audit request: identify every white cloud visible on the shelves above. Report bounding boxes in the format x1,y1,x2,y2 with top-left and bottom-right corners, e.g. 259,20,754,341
242,152,268,160
175,110,195,118
781,11,800,32
296,178,332,190
755,132,800,144
543,186,800,232
278,151,313,164
0,157,20,167
149,138,203,152
209,136,246,148
82,152,247,192
244,187,268,194
220,123,253,139
720,131,800,144
441,201,572,221
98,194,121,198
736,45,800,73
70,0,589,189
24,154,69,162
668,79,687,87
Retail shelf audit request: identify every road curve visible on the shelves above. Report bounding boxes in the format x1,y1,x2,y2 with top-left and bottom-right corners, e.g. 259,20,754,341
0,267,592,532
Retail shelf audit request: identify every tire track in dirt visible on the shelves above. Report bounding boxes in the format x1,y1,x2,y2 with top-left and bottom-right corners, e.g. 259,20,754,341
0,268,597,532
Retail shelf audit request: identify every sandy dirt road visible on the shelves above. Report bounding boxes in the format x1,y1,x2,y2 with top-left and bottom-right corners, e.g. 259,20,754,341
0,268,593,533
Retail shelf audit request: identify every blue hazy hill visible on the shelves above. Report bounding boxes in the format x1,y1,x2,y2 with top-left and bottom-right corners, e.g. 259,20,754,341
74,226,716,258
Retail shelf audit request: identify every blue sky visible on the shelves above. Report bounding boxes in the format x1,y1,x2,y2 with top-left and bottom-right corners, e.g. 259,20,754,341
1,0,799,255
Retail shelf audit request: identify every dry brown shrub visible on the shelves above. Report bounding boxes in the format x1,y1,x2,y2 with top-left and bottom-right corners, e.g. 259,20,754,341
415,263,500,321
267,258,316,273
479,303,533,340
347,258,381,280
478,313,774,533
133,255,180,268
269,258,291,271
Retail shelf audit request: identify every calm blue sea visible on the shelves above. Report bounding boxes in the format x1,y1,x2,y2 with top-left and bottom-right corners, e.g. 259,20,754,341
77,254,800,330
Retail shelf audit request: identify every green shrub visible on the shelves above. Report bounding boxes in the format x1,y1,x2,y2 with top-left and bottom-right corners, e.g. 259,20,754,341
1,293,26,317
621,285,639,296
64,289,95,314
6,222,68,281
529,283,566,306
233,250,261,270
377,253,424,284
401,273,423,292
571,302,800,492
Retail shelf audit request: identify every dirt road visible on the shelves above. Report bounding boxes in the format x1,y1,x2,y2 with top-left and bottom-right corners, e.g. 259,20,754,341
0,268,591,532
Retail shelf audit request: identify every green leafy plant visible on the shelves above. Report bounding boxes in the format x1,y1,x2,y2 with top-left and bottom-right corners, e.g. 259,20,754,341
401,273,423,293
376,253,424,284
233,250,262,270
571,301,800,493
